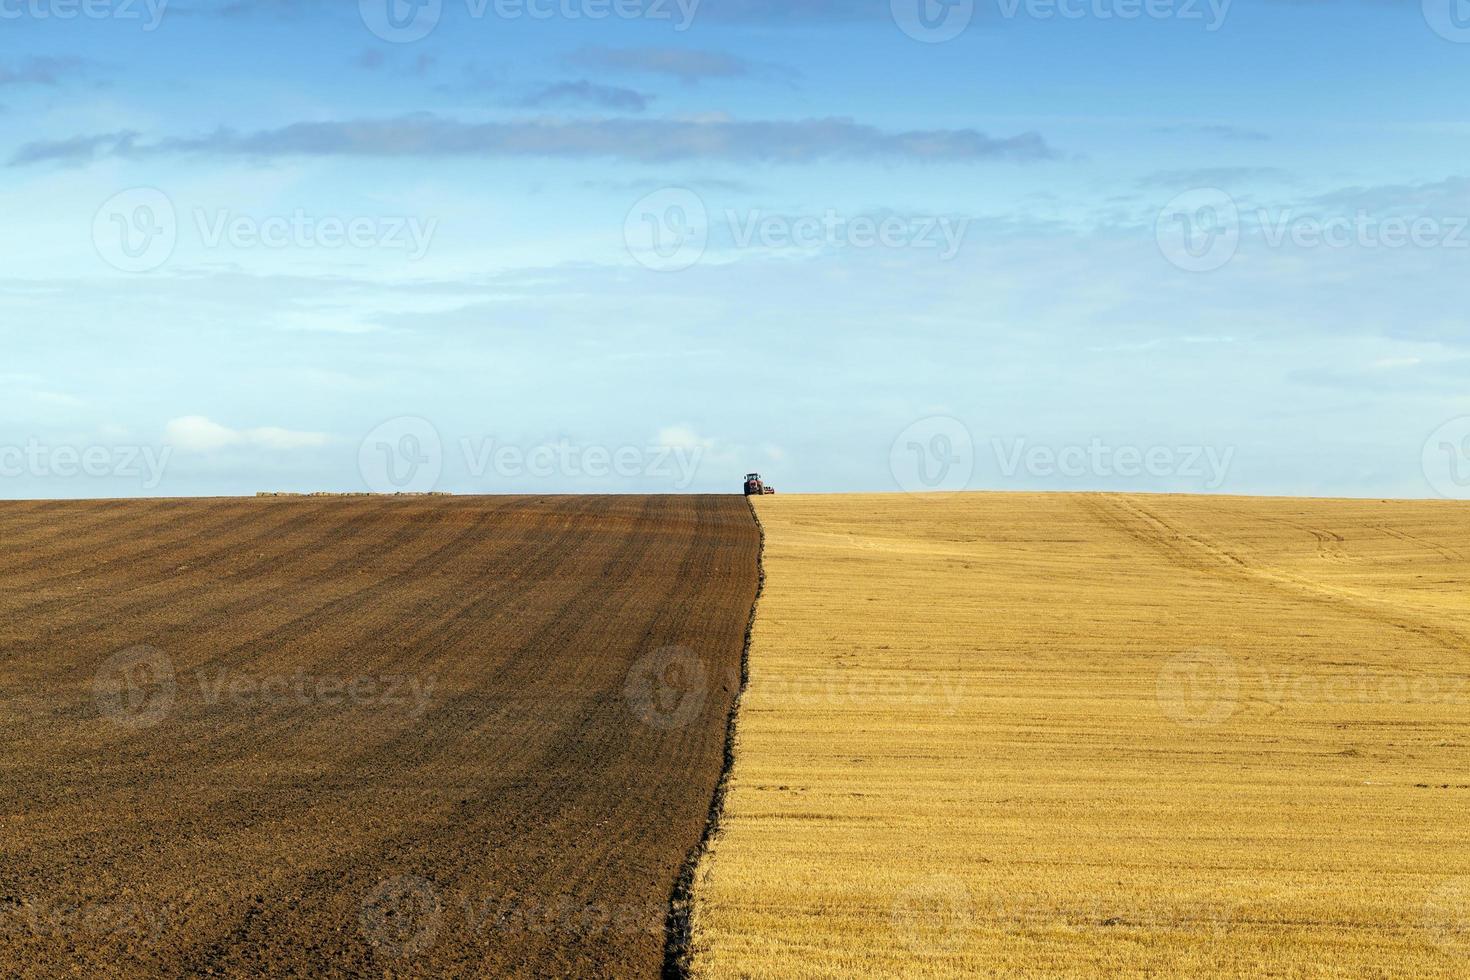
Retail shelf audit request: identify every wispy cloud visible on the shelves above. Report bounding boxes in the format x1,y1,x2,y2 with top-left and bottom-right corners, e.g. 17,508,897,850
1309,176,1470,214
9,130,139,167
581,176,757,194
177,0,889,21
697,0,889,22
353,49,387,71
354,49,437,76
165,416,330,452
1156,123,1272,142
1137,166,1292,189
10,115,1056,167
520,80,652,112
564,46,792,85
0,57,95,87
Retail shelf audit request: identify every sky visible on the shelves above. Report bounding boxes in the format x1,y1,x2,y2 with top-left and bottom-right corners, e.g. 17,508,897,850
2,0,1468,498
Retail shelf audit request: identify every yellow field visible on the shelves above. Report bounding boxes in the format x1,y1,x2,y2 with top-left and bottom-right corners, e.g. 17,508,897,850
689,493,1470,978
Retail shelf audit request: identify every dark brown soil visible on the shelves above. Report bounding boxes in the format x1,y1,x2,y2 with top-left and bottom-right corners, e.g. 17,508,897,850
0,495,760,978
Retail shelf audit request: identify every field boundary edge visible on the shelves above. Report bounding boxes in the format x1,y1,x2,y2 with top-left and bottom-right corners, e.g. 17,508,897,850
661,496,765,980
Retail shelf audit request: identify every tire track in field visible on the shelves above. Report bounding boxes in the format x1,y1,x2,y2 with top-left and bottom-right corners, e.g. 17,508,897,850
1082,494,1470,653
1374,523,1465,562
1254,514,1352,563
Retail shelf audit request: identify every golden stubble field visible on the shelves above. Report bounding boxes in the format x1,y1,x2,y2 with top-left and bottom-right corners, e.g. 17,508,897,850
690,492,1470,978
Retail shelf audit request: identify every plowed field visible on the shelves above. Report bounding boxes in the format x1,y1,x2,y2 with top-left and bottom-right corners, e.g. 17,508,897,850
0,495,760,978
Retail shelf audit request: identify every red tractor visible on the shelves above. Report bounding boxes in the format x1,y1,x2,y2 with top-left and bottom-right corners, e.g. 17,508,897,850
744,473,775,496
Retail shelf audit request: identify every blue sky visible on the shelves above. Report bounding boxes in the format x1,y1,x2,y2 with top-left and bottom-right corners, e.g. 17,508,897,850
3,0,1469,498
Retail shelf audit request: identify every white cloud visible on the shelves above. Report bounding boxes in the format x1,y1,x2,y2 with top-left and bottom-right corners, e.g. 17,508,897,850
656,424,712,452
32,390,85,407
165,415,329,452
249,426,332,450
656,424,764,476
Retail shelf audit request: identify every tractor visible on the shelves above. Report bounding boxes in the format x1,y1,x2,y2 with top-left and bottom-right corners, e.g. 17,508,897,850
744,473,775,496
